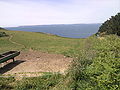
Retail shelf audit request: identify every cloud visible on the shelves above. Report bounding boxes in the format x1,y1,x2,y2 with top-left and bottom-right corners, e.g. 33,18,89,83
0,0,119,27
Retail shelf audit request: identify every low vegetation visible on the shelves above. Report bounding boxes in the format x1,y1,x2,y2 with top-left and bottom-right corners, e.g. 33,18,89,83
0,73,63,90
0,29,84,57
60,35,120,90
0,34,119,90
0,32,8,37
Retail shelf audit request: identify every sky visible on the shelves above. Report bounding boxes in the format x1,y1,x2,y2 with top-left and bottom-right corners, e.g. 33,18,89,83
0,0,119,27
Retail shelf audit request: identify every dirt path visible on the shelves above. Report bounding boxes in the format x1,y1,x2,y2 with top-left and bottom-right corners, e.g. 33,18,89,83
8,35,26,48
0,51,73,77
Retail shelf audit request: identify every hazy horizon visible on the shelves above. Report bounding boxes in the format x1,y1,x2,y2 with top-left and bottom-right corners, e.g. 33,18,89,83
4,23,101,28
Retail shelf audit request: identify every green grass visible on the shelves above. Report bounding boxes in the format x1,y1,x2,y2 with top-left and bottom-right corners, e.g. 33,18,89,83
0,29,85,89
0,37,23,53
0,76,15,90
0,29,120,90
15,73,63,90
0,73,63,90
0,29,84,57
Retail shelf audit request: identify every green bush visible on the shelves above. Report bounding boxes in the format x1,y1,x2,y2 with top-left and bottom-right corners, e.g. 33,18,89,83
85,35,120,90
0,32,8,37
66,35,120,90
97,13,120,36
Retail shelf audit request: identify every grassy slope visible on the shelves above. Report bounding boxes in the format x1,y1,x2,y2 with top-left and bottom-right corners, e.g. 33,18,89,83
0,29,84,56
1,29,119,90
0,29,85,89
0,29,120,90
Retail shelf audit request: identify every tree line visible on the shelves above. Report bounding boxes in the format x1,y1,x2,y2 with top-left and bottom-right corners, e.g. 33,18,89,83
97,13,120,36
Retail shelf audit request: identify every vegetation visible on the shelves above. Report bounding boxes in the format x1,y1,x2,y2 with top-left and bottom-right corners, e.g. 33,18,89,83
0,31,8,37
0,29,84,57
15,73,63,90
97,13,120,36
1,34,119,90
0,32,7,37
60,35,120,90
0,73,63,90
0,27,8,37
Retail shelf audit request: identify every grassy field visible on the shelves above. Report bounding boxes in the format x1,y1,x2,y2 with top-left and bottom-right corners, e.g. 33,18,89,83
0,29,120,90
0,29,84,57
0,29,84,89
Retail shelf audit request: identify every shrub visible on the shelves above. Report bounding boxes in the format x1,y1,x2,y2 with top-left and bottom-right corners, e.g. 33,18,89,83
97,13,120,36
0,32,8,37
67,35,120,90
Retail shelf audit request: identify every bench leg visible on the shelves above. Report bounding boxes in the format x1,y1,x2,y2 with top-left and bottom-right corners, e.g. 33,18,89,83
13,58,15,62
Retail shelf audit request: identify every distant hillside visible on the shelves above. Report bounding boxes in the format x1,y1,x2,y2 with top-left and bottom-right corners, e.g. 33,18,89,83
5,24,101,38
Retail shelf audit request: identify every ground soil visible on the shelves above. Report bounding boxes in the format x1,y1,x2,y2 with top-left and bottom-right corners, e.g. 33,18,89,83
0,51,73,77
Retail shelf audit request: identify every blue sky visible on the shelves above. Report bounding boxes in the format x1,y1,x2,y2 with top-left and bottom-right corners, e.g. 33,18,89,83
0,0,119,27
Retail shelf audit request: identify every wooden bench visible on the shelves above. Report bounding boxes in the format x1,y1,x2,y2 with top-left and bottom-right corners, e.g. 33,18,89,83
0,51,20,64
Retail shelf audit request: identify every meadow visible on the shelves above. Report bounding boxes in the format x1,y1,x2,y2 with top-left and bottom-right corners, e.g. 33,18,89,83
0,29,84,57
0,29,120,90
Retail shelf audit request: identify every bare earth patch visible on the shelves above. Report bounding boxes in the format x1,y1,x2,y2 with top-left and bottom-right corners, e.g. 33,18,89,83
0,51,73,77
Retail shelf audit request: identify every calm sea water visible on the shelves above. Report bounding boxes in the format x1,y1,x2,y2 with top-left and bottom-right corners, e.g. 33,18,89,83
6,24,101,38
